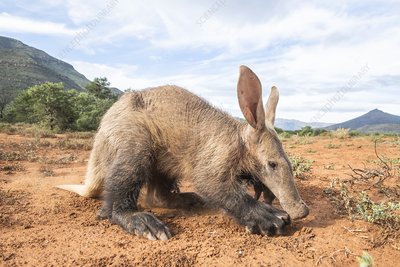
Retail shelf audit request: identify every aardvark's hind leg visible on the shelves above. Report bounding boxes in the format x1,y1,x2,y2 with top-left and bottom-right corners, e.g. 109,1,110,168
145,175,205,210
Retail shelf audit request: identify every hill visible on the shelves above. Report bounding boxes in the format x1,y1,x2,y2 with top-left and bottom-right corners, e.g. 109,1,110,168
0,36,90,92
326,109,400,133
356,123,400,134
275,118,332,131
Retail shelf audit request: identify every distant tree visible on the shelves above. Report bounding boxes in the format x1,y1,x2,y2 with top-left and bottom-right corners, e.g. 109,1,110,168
73,92,114,131
0,87,19,120
297,126,327,136
85,77,114,100
4,89,36,123
274,127,284,134
299,126,313,136
5,82,77,130
5,81,117,131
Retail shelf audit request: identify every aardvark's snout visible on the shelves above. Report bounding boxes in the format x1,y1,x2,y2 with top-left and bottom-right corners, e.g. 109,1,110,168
280,199,309,220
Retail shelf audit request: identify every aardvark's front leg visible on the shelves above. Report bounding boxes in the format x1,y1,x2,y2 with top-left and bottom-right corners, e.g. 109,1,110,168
195,177,290,236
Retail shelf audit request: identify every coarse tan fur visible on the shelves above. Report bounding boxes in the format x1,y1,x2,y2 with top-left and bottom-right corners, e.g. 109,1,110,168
58,66,309,240
59,86,246,199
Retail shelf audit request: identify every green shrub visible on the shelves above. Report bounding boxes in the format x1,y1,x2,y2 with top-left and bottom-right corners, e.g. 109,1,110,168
356,192,400,227
74,92,113,131
330,182,400,230
326,143,341,149
349,130,361,137
357,251,374,267
279,126,327,138
288,154,313,179
331,128,350,139
5,82,77,130
0,123,17,134
279,131,293,138
299,126,313,136
4,80,117,132
274,127,283,134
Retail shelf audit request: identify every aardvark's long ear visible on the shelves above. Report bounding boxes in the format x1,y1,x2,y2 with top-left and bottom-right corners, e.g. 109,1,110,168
265,86,279,126
237,65,265,130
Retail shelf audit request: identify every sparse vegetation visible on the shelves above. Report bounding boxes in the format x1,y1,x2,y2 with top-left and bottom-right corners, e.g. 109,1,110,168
39,165,55,177
324,163,335,170
55,137,92,151
356,192,400,227
278,126,328,138
349,130,361,137
288,154,313,179
0,122,18,134
298,126,327,137
331,128,350,139
357,251,374,267
331,183,400,230
52,154,78,164
65,132,94,139
0,150,37,162
325,146,400,246
0,163,25,173
291,135,314,145
0,123,58,138
306,148,317,153
326,143,341,149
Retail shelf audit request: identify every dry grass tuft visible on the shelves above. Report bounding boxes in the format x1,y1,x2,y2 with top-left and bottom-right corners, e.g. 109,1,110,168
331,128,350,139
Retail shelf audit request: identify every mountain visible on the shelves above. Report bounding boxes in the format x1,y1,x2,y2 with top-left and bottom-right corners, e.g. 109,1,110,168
275,118,332,131
326,109,400,133
0,36,90,92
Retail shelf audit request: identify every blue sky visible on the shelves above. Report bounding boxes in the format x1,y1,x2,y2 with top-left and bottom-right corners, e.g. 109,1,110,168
1,0,399,123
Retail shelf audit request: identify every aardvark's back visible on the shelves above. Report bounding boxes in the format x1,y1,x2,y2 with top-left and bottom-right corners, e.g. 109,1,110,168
109,85,242,143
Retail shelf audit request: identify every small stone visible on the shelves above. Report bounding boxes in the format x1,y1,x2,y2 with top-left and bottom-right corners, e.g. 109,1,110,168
3,253,15,261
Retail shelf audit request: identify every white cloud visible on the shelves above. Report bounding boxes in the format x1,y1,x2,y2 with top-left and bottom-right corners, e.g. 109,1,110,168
0,12,78,36
71,61,139,89
71,60,222,92
74,57,399,123
71,60,243,114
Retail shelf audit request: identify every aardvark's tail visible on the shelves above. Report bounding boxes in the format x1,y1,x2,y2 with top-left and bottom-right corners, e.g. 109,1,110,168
56,184,91,197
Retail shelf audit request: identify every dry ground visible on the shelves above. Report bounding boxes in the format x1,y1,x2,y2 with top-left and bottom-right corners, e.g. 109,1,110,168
0,131,399,266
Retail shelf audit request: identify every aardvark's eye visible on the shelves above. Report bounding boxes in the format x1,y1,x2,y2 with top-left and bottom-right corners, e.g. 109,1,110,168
268,161,277,170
